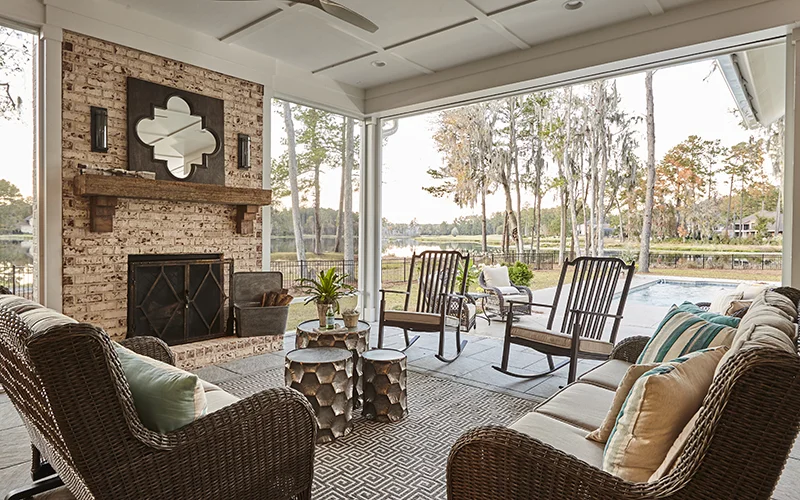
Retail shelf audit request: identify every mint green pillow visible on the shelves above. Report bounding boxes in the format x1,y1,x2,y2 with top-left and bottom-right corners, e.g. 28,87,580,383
675,301,741,328
114,344,207,433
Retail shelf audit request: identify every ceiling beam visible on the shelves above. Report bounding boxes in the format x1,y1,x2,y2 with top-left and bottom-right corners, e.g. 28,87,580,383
642,0,665,15
219,8,286,43
460,0,531,50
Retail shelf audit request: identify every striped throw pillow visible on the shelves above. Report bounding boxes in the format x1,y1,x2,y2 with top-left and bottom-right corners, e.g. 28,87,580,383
637,308,736,364
603,347,727,482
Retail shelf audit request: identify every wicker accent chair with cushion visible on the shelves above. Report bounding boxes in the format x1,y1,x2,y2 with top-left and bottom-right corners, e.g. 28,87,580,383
448,287,800,500
478,265,533,321
0,293,317,500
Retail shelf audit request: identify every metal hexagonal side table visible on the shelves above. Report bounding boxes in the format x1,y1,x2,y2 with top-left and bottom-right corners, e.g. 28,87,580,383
285,347,354,443
362,349,408,423
296,320,371,407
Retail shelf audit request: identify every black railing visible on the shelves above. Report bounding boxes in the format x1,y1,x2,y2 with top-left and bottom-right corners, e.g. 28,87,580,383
637,252,782,271
0,264,35,300
270,259,357,293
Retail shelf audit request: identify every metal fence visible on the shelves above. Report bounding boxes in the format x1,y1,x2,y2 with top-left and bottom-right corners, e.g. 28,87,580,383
270,259,357,293
639,252,782,271
0,264,35,300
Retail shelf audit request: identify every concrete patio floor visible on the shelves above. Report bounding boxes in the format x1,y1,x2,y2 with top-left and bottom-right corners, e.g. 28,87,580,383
1,318,798,498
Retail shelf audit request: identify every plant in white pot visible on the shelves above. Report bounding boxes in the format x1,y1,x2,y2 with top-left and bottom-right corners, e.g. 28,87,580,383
298,267,356,326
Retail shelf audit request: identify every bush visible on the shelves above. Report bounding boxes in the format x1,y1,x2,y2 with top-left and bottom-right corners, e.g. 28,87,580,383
502,261,533,287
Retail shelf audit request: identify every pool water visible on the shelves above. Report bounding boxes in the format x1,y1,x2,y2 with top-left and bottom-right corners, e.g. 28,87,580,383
626,280,738,308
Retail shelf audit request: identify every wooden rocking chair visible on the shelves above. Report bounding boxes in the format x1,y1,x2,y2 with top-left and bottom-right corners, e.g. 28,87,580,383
494,256,635,383
378,250,470,363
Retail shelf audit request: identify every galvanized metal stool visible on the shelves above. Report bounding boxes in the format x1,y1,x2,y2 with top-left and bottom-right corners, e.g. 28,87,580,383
285,347,354,443
361,349,408,422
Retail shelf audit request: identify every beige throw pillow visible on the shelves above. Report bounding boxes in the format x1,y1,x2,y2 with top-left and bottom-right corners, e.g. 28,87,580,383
482,266,512,288
586,363,659,443
602,346,728,482
708,290,744,315
649,411,700,481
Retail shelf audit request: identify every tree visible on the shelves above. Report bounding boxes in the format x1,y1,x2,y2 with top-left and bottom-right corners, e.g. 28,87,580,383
723,138,765,237
0,26,31,120
0,179,32,233
639,71,656,272
342,117,356,276
278,101,307,266
427,104,495,252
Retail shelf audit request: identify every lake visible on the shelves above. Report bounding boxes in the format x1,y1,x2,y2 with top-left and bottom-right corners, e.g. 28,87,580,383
0,239,33,267
269,236,498,257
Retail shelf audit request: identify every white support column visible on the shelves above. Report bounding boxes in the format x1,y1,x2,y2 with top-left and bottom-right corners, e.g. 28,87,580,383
262,91,273,271
38,25,62,310
359,118,382,322
783,30,800,286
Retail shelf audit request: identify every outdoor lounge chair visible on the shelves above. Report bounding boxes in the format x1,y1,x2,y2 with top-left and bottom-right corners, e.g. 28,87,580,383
478,265,533,321
494,256,635,383
0,293,317,500
378,250,470,362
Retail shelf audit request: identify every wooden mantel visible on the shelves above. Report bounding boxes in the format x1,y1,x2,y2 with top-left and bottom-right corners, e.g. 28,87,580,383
73,174,272,234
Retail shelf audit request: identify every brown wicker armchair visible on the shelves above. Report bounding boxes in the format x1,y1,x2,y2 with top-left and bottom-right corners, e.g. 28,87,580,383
448,317,800,500
0,298,317,500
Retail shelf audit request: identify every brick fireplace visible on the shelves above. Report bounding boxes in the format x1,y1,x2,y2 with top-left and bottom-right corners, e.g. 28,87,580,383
59,31,282,366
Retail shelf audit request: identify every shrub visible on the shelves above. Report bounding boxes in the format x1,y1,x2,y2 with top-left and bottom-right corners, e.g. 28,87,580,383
502,261,533,287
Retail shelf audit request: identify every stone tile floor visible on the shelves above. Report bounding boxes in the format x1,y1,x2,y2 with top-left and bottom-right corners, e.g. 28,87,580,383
2,323,798,499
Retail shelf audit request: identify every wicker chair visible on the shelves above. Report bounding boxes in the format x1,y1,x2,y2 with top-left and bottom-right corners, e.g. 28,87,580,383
478,266,533,321
448,289,800,500
0,295,317,500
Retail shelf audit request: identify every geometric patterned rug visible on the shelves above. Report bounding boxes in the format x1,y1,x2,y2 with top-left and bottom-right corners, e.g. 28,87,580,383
218,368,538,500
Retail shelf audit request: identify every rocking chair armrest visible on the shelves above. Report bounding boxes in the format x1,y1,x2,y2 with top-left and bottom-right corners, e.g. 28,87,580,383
379,289,410,296
506,299,554,309
569,309,624,320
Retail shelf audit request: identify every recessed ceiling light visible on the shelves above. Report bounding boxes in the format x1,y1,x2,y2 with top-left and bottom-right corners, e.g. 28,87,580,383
563,0,584,10
371,60,387,68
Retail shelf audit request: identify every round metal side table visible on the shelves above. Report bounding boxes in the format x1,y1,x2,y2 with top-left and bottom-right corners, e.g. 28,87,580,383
285,347,354,443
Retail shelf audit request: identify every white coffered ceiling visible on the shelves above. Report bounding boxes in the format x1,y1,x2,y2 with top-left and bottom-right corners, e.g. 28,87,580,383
112,0,707,89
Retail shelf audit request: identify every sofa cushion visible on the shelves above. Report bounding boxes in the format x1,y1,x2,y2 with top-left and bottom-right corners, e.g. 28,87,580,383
603,346,727,482
586,362,659,443
17,308,77,333
510,326,613,355
637,309,736,364
115,344,208,433
510,412,605,467
0,295,43,315
483,266,512,288
735,282,770,301
201,380,241,413
715,290,798,377
535,382,615,431
578,359,634,390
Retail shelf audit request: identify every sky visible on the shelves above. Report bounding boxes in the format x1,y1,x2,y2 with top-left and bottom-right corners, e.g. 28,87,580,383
0,29,35,199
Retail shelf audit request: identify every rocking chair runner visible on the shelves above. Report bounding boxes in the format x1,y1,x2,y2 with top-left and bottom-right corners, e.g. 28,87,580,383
378,250,470,363
494,256,635,383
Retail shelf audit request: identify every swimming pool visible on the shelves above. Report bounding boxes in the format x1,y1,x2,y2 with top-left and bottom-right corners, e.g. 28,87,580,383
626,280,738,308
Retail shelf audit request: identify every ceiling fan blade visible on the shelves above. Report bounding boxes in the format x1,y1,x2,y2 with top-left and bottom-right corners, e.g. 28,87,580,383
317,0,379,33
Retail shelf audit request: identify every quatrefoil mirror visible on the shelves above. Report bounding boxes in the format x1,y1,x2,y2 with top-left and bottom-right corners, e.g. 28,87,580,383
135,96,217,179
128,78,225,185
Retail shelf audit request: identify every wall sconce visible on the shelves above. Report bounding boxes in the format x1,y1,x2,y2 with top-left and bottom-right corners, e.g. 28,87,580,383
238,133,251,169
90,106,108,153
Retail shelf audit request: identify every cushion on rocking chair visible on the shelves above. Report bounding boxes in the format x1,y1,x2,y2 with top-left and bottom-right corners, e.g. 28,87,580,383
510,326,613,355
383,310,442,326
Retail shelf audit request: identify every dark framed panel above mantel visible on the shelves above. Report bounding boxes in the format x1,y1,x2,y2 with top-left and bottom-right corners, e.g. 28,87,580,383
127,77,225,185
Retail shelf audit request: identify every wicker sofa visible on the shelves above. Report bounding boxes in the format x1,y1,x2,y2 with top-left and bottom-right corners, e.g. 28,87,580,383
0,294,316,500
448,288,800,500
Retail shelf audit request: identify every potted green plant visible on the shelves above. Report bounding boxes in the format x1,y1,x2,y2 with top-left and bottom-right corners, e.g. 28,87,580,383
456,262,479,292
298,267,356,325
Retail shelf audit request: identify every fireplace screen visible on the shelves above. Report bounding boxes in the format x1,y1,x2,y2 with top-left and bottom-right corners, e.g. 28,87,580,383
128,254,233,345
